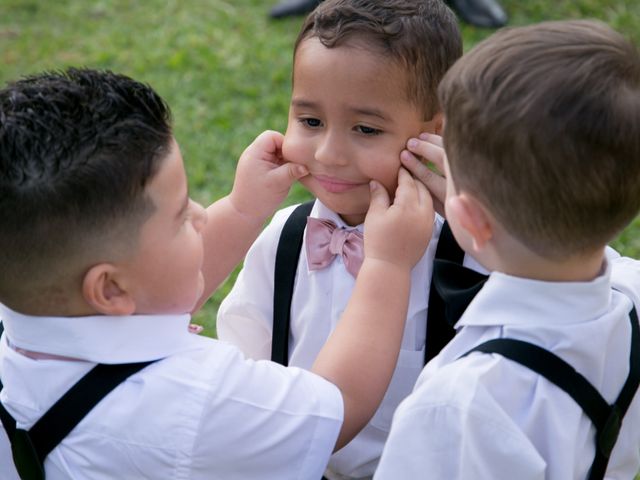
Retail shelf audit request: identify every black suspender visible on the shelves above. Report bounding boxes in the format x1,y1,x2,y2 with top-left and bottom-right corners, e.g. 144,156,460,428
0,322,155,480
462,306,640,480
424,220,467,364
271,205,468,367
272,201,314,365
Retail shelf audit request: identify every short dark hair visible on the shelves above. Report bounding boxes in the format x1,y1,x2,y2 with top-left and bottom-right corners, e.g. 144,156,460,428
294,0,462,119
0,68,172,308
439,20,640,259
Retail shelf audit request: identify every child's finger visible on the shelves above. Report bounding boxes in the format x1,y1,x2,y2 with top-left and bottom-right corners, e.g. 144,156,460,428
414,173,431,206
367,180,390,214
401,148,444,181
392,168,417,207
407,137,445,173
418,132,444,147
400,150,446,215
268,162,309,187
188,324,204,334
248,130,285,163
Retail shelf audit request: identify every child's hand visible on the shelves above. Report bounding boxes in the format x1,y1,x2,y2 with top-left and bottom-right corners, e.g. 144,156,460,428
229,130,308,224
401,132,447,216
364,167,433,272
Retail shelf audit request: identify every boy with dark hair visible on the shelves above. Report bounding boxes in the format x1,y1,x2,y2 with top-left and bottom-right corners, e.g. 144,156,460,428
0,68,433,479
376,20,640,479
216,1,471,477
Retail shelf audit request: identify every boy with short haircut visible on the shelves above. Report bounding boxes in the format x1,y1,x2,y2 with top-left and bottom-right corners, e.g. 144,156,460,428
376,20,640,479
0,68,433,479
216,0,468,477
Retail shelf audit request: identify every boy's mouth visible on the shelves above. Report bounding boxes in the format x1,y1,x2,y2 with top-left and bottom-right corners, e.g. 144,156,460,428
313,174,364,194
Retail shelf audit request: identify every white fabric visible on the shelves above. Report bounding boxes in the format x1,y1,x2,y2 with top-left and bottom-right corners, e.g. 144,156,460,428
375,252,640,480
0,305,343,480
217,200,486,478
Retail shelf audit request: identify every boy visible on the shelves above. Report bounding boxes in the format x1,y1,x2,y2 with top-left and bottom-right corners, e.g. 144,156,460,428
216,1,478,477
0,68,433,479
376,20,640,479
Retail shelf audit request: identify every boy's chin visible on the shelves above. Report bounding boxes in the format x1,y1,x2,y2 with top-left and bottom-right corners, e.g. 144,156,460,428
337,210,367,227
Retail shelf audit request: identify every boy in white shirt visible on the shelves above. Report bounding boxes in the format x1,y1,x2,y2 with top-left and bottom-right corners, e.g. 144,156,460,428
216,1,468,478
0,68,433,479
376,20,640,479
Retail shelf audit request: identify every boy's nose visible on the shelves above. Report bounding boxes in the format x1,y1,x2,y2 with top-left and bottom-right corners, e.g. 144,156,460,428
315,132,349,167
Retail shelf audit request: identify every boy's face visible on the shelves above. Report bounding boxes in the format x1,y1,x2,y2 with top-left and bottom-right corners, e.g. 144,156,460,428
283,38,437,226
120,138,207,314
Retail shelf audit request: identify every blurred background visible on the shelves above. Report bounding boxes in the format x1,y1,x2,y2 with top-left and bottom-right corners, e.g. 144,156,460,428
1,0,638,336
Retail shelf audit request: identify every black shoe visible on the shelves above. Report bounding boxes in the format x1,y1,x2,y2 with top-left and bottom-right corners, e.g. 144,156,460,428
269,0,322,19
445,0,507,28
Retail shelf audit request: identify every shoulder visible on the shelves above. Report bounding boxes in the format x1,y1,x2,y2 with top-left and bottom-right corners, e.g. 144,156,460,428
131,338,343,432
187,341,344,473
70,339,342,478
378,357,545,479
188,358,342,478
172,338,343,417
400,351,545,442
405,354,508,417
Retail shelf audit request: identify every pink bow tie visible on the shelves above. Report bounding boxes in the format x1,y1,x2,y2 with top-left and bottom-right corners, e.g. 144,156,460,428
305,217,364,277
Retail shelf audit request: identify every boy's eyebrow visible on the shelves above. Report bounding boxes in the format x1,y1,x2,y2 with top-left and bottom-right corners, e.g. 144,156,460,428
348,107,390,122
291,99,390,122
291,99,317,110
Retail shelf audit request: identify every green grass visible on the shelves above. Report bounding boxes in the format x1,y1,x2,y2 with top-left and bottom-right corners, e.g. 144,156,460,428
1,0,639,338
1,1,639,477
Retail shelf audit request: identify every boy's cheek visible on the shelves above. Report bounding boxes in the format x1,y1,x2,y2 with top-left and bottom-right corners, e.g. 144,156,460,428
281,136,307,166
383,178,399,201
376,162,402,198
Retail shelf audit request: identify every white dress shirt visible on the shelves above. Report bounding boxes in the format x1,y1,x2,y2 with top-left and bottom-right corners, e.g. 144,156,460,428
0,304,343,480
217,200,486,479
375,252,640,480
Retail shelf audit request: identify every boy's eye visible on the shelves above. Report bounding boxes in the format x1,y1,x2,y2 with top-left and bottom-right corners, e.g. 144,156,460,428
356,125,382,136
299,117,322,128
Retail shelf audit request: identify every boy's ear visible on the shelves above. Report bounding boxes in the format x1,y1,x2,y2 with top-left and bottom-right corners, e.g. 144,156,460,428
421,112,444,136
447,192,493,252
82,264,136,316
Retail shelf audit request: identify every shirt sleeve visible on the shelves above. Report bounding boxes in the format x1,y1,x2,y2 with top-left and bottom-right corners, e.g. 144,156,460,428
190,344,344,480
375,367,546,480
216,205,298,360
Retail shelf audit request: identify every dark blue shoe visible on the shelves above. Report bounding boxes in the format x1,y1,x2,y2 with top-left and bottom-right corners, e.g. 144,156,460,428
445,0,508,28
269,0,322,19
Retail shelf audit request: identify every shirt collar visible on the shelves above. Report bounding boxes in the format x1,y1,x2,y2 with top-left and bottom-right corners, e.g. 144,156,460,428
313,200,364,233
458,258,613,328
0,304,202,364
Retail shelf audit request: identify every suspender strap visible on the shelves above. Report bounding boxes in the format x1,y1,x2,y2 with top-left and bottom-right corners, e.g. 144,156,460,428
0,323,154,480
272,201,314,366
588,305,640,480
425,220,465,364
463,306,640,480
27,362,155,464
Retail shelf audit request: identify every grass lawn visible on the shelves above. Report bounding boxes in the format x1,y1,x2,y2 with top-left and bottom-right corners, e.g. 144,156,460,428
1,0,638,332
1,1,639,477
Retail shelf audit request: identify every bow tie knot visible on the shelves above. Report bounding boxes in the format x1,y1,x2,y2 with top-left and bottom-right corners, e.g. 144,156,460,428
305,217,364,277
328,227,352,256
